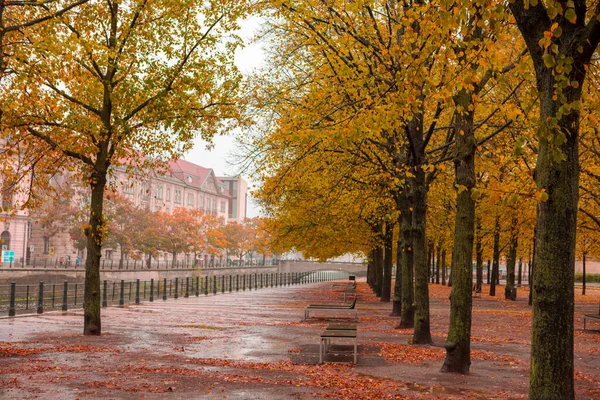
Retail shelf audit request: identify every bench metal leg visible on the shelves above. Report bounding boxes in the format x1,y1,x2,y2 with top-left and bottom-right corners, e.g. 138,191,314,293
319,338,323,364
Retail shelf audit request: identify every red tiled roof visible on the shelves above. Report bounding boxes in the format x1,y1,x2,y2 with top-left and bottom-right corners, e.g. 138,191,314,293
168,159,231,198
168,159,211,188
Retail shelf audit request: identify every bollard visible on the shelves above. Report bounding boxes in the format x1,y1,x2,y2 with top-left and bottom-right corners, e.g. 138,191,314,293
185,277,189,298
204,277,208,295
221,275,225,293
150,279,154,302
52,284,56,308
119,280,125,307
37,281,44,314
62,281,68,312
229,275,232,292
213,276,217,295
163,278,167,301
243,274,246,291
25,285,30,310
195,277,200,297
236,275,239,292
249,274,252,291
260,273,263,289
135,279,140,304
8,282,16,317
102,280,108,307
174,278,179,299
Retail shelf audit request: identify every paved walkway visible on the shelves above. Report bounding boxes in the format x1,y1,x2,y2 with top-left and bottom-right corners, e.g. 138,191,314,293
1,281,599,399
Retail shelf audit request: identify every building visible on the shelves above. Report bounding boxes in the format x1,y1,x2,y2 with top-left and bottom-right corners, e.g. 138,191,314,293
22,159,248,266
218,176,248,223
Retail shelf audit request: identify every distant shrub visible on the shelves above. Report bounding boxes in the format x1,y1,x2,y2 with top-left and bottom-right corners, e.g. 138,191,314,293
575,273,600,283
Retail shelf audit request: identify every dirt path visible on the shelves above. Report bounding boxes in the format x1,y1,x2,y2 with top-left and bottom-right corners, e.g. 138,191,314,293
1,281,599,399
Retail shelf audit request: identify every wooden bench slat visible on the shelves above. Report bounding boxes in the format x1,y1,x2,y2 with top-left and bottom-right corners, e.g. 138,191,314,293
327,323,357,331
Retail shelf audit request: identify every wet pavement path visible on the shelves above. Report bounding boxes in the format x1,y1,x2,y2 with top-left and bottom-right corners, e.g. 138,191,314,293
1,281,600,399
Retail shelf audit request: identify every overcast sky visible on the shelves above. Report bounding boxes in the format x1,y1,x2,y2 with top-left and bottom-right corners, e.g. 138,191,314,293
183,17,265,218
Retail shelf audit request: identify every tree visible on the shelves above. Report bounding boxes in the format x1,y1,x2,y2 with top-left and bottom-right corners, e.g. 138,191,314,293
2,0,249,335
104,193,142,268
507,2,600,398
221,220,256,264
31,183,80,252
156,208,212,267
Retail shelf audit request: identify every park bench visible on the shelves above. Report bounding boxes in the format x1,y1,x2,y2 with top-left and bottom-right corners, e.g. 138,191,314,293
330,281,356,290
331,281,357,302
583,303,600,330
304,297,358,321
319,323,358,364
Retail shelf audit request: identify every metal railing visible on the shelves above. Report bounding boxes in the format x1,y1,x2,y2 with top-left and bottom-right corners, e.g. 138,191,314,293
0,271,350,317
0,258,278,270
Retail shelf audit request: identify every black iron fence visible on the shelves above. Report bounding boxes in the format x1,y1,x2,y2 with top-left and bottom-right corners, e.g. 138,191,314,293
0,258,277,270
0,271,349,317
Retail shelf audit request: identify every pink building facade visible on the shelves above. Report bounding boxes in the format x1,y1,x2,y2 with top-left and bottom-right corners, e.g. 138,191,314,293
18,159,248,267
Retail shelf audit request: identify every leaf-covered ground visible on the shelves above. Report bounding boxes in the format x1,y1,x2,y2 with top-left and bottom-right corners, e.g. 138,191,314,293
0,280,599,399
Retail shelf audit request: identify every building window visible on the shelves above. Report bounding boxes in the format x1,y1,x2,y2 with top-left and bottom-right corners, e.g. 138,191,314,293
123,180,134,194
1,230,10,250
220,201,226,213
140,183,150,201
199,196,205,209
174,189,182,204
43,236,50,254
1,188,13,209
212,198,217,213
188,193,194,206
156,184,163,200
166,188,171,201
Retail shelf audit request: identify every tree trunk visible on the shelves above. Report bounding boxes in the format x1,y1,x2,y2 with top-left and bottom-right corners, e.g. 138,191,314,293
118,243,124,269
442,87,476,374
412,167,432,344
375,245,384,298
391,215,403,316
367,249,376,289
436,242,441,284
427,241,434,284
505,217,518,300
529,231,535,307
582,252,586,296
518,258,522,286
172,251,177,268
475,218,483,292
83,170,107,335
381,222,394,302
529,70,581,400
441,249,447,286
490,217,500,296
398,197,414,329
508,4,598,397
487,259,491,284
